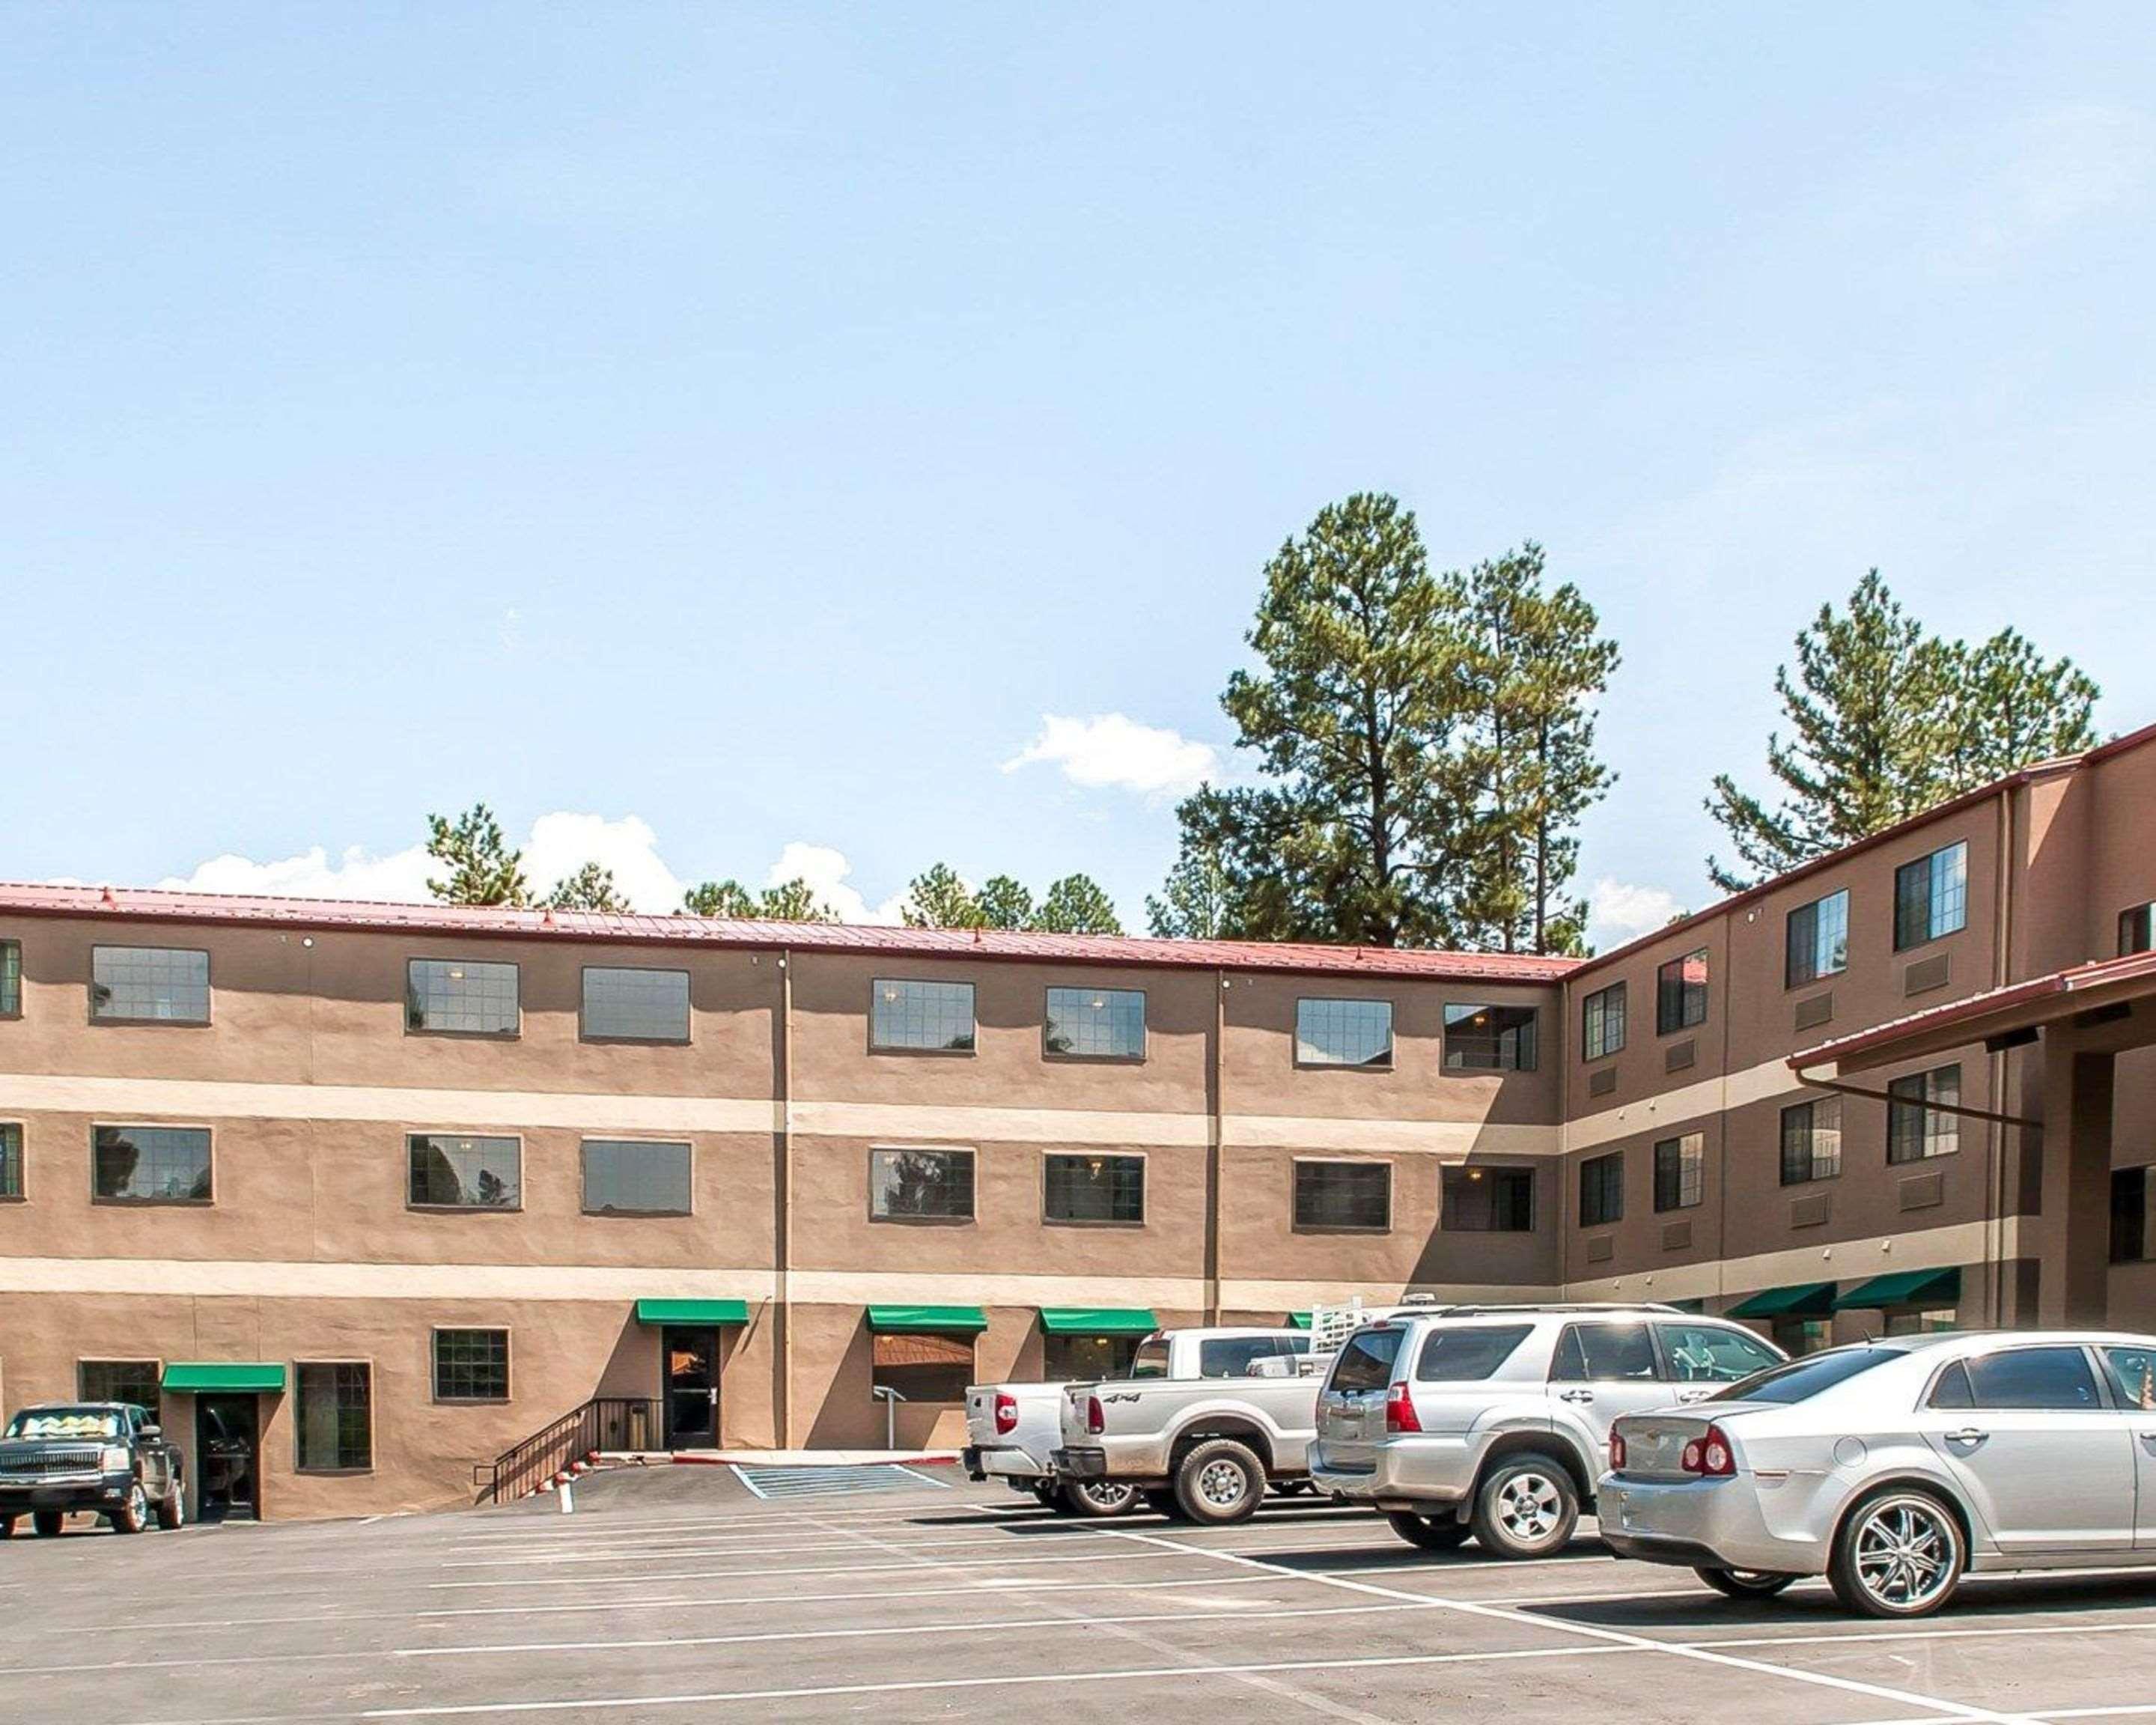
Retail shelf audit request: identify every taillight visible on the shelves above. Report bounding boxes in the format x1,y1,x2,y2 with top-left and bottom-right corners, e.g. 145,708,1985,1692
994,1393,1018,1436
1086,1395,1105,1435
1383,1380,1421,1435
1608,1430,1627,1471
1681,1423,1736,1478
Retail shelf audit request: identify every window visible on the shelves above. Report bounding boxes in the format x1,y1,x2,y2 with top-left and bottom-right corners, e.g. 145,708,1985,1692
1884,1306,1958,1337
1656,949,1708,1035
1657,1322,1779,1383
1442,1166,1534,1232
0,939,18,1017
91,946,210,1023
1894,841,1968,951
2113,1166,2154,1264
1550,1322,1657,1382
1197,1335,1308,1378
1044,1333,1139,1380
1293,1160,1391,1230
1961,1346,2103,1411
2122,904,2156,958
408,1134,522,1209
1653,1133,1704,1212
1415,1325,1532,1381
581,1140,692,1216
78,1360,160,1424
1443,1003,1538,1071
433,1329,509,1402
1582,982,1625,1062
1330,1328,1405,1393
1779,1097,1842,1185
1711,1347,1895,1404
406,959,519,1035
1044,988,1145,1060
870,979,975,1052
581,967,689,1042
1579,1151,1624,1227
1043,1153,1144,1224
295,1363,372,1472
1887,1065,1961,1163
1785,889,1850,988
1772,1318,1832,1358
1294,998,1393,1068
93,1125,210,1203
872,1332,972,1403
0,1122,19,1200
869,1148,975,1220
2101,1345,2156,1411
1129,1339,1171,1378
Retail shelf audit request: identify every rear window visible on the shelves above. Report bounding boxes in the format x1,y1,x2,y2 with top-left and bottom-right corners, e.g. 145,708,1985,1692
1330,1328,1404,1393
1199,1336,1306,1378
1711,1346,1896,1404
1416,1324,1532,1381
1128,1340,1171,1378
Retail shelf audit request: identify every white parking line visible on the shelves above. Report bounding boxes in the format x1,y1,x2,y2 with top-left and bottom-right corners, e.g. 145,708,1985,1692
422,1546,1193,1589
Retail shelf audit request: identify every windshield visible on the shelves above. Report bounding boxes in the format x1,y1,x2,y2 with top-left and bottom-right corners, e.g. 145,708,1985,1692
5,1408,124,1440
1128,1340,1172,1378
1711,1346,1898,1405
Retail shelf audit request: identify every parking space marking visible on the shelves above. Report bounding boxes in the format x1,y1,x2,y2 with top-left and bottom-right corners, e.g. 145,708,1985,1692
421,1545,1198,1588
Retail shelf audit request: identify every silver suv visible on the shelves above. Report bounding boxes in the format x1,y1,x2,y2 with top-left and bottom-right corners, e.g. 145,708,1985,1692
1309,1304,1785,1558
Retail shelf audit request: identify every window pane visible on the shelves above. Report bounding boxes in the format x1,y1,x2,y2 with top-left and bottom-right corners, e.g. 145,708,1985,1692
2122,904,2156,957
870,979,976,1051
1966,1347,2101,1411
1656,949,1708,1034
0,940,18,1015
433,1330,509,1401
1888,1065,1960,1163
2113,1167,2154,1264
1583,983,1625,1061
406,959,520,1035
582,1140,692,1215
870,1149,975,1220
1415,1325,1532,1381
1786,890,1849,988
296,1363,372,1471
1443,1003,1538,1071
1711,1347,1895,1404
91,946,210,1023
1552,1322,1657,1381
1044,1153,1144,1223
1580,1151,1624,1226
2101,1345,2156,1411
1658,1323,1779,1382
1331,1327,1404,1392
0,1122,19,1199
1199,1336,1306,1377
871,1332,972,1402
1896,842,1967,949
1779,1097,1842,1185
78,1360,161,1425
93,1125,211,1202
581,968,689,1041
1044,1333,1138,1380
1442,1166,1534,1232
408,1134,522,1208
1295,998,1394,1068
1044,988,1146,1059
1653,1134,1703,1212
1294,1160,1390,1229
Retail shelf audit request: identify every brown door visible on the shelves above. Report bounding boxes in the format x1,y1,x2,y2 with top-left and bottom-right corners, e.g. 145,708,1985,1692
663,1329,719,1448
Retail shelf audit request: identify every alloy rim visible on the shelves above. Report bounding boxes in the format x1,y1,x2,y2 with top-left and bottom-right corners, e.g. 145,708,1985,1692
127,1485,148,1526
1079,1482,1136,1512
1198,1459,1247,1507
1496,1472,1563,1542
1853,1500,1955,1610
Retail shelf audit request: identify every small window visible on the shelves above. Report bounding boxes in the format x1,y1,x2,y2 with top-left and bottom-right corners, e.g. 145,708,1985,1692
1295,998,1394,1068
1044,1153,1144,1224
869,1148,975,1220
1044,988,1146,1060
1579,1150,1624,1228
0,939,19,1017
406,959,520,1036
581,1140,692,1216
1442,1166,1534,1232
1894,841,1968,951
433,1329,509,1402
0,1122,19,1200
1888,1065,1961,1164
1550,1322,1657,1382
2101,1345,2156,1411
581,968,690,1042
1657,1322,1779,1383
1582,982,1625,1062
408,1134,522,1210
1293,1160,1391,1230
1772,1317,1832,1358
1128,1339,1171,1378
93,1125,211,1203
1653,1134,1704,1213
78,1360,160,1425
295,1363,373,1472
1443,1003,1538,1071
1198,1335,1307,1378
1928,1359,1976,1409
1330,1327,1405,1393
1785,889,1850,989
1964,1346,2102,1411
870,979,976,1052
1044,1333,1139,1380
1415,1325,1532,1381
2122,904,2156,958
1779,1098,1842,1185
872,1332,972,1403
2113,1166,2153,1265
91,946,210,1024
1656,949,1708,1035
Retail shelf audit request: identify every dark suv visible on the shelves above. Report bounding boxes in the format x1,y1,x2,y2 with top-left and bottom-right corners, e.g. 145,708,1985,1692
0,1402,186,1537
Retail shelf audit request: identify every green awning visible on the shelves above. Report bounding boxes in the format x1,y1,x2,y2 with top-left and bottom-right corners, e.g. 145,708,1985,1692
161,1363,286,1394
1834,1268,1962,1312
1286,1312,1312,1329
867,1304,988,1335
1726,1282,1836,1320
1039,1308,1157,1336
635,1298,750,1327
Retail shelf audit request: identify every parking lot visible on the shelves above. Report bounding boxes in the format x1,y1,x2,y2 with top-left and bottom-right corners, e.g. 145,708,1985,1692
4,1467,2155,1724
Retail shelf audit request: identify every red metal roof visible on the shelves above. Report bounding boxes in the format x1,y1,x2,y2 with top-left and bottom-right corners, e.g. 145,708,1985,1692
0,882,1582,984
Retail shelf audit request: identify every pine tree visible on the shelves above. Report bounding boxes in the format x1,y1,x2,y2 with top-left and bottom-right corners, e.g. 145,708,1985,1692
680,877,835,920
901,863,989,929
1145,839,1233,939
1032,874,1124,935
1937,627,2099,791
424,804,530,906
544,862,630,913
682,880,758,917
975,876,1035,931
757,877,836,922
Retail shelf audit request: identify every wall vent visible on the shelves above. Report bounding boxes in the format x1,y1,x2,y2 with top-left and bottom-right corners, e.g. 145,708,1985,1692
1794,992,1835,1032
1898,1172,1946,1211
1661,1220,1693,1252
1904,953,1952,997
1588,1066,1618,1098
1585,1235,1616,1264
1664,1039,1696,1073
1789,1192,1830,1229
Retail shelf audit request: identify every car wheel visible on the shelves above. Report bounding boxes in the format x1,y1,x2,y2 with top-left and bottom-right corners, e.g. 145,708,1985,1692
111,1482,150,1535
1173,1438,1264,1525
1696,1566,1797,1599
0,1515,14,1539
1386,1510,1472,1551
1829,1488,1964,1618
156,1479,186,1531
1142,1488,1182,1518
31,1511,64,1539
1470,1455,1579,1558
1062,1480,1140,1518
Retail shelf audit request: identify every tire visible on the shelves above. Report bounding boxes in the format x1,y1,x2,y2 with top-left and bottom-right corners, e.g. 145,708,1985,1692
110,1481,150,1535
1470,1454,1580,1559
1828,1488,1965,1619
1033,1482,1079,1515
0,1515,14,1539
1696,1566,1797,1599
31,1511,64,1539
1142,1488,1181,1518
1172,1438,1265,1526
1386,1510,1472,1551
156,1477,186,1532
1061,1480,1140,1518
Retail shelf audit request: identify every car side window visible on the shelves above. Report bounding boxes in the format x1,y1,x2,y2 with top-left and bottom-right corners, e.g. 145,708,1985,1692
1550,1322,1657,1383
2101,1346,2156,1411
1657,1323,1780,1383
1965,1346,2104,1411
1928,1360,1976,1408
1199,1337,1298,1378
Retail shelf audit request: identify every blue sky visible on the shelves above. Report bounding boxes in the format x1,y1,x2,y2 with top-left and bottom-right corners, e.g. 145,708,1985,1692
4,4,2152,943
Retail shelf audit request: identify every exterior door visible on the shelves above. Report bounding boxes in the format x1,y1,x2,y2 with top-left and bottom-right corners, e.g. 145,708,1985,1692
1547,1322,1674,1461
663,1327,719,1448
2098,1344,2156,1547
195,1395,261,1521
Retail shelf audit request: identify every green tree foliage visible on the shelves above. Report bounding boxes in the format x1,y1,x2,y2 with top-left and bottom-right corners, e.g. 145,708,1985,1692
902,863,1124,934
1145,839,1231,940
902,862,990,928
680,877,835,921
543,862,631,913
974,875,1035,931
425,804,530,907
1937,628,2100,792
682,880,757,917
1033,874,1124,935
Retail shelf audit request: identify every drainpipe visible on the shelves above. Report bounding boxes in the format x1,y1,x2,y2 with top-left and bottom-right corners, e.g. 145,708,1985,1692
773,948,794,1447
1205,970,1225,1324
1988,788,2014,1326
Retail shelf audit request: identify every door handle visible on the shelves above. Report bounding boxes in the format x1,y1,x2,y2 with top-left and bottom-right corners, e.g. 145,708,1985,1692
1944,1428,1988,1446
1559,1390,1595,1404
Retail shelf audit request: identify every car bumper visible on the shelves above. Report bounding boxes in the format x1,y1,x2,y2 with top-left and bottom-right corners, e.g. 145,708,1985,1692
1051,1446,1107,1479
1309,1436,1478,1509
0,1471,135,1515
962,1444,1049,1482
1596,1472,1827,1576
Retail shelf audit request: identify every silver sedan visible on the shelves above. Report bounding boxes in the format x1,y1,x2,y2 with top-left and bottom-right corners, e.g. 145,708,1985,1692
1598,1330,2156,1616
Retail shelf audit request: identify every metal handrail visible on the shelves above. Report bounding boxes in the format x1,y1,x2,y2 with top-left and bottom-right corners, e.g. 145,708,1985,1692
473,1396,661,1505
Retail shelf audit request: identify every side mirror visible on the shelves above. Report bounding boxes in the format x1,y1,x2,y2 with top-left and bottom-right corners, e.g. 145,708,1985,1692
139,1424,162,1441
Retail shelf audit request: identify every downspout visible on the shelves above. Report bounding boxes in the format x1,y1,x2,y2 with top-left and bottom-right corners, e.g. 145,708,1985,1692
773,948,794,1447
1988,788,2014,1325
1205,969,1225,1324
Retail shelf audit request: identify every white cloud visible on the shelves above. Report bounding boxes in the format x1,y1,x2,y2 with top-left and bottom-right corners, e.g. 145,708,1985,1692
762,841,908,925
521,812,686,911
1003,713,1219,800
1586,877,1688,951
159,844,435,903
